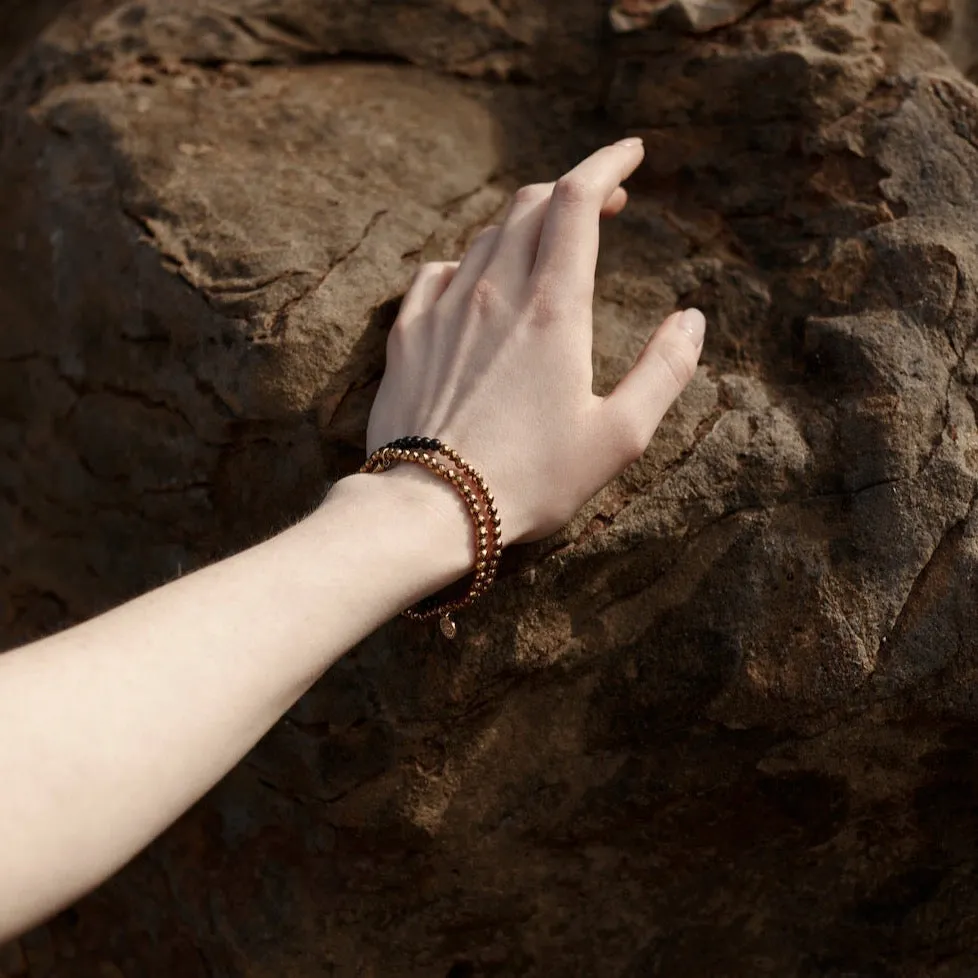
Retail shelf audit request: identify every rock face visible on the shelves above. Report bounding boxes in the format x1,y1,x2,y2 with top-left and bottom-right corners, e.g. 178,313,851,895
0,0,79,73
6,0,978,974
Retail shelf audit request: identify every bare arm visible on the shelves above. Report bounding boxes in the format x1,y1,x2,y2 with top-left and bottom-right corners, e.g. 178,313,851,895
0,469,473,939
0,138,706,941
0,469,475,937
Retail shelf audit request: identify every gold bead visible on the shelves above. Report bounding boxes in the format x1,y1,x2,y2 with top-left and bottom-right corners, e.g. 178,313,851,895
477,515,486,526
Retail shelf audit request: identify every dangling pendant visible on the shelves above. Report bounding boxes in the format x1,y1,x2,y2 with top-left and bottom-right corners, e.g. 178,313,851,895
439,615,457,640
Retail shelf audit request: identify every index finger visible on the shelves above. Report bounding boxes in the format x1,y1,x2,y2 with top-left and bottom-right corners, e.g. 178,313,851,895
531,138,645,307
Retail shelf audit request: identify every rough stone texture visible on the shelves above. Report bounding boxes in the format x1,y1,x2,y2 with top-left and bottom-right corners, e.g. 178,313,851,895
7,0,978,975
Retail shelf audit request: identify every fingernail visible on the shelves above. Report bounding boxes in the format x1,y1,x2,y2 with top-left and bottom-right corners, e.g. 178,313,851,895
615,136,643,148
679,308,706,346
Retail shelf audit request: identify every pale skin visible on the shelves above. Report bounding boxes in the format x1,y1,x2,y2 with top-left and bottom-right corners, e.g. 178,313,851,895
0,138,705,942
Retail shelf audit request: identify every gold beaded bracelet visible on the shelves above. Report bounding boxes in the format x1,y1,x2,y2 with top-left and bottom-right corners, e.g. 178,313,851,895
359,437,502,639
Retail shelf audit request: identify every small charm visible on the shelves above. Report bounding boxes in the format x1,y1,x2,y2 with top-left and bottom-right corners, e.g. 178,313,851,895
439,615,457,640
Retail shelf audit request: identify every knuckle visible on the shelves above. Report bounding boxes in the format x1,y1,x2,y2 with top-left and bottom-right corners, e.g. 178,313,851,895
470,276,501,314
553,174,591,206
529,277,564,321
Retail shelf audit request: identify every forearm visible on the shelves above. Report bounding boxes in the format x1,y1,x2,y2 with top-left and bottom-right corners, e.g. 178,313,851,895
0,470,470,941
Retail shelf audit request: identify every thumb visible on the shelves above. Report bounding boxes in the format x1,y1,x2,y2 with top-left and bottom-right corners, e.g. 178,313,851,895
601,308,705,462
600,186,628,218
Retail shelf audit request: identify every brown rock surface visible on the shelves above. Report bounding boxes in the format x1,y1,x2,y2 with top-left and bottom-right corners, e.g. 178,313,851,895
6,0,978,974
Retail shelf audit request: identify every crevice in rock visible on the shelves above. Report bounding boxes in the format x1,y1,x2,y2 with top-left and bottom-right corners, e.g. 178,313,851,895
203,267,320,298
120,205,225,319
177,46,418,73
268,207,388,335
921,265,978,476
880,484,978,655
1,349,231,443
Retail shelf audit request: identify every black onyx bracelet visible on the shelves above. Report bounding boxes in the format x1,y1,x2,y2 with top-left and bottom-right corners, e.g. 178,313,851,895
359,437,502,639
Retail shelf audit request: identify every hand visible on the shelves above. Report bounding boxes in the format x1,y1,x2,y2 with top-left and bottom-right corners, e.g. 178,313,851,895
366,138,706,545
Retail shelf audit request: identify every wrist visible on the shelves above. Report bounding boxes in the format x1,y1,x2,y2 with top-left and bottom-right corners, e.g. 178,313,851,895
318,468,475,586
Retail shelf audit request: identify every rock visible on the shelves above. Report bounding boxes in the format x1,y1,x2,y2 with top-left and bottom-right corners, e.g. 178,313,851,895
610,0,761,35
0,0,77,75
5,0,978,975
0,939,27,977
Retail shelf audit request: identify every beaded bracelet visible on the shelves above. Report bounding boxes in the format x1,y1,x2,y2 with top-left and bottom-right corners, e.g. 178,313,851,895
359,437,502,639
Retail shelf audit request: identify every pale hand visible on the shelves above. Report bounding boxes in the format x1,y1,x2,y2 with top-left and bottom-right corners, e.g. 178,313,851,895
366,138,707,544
